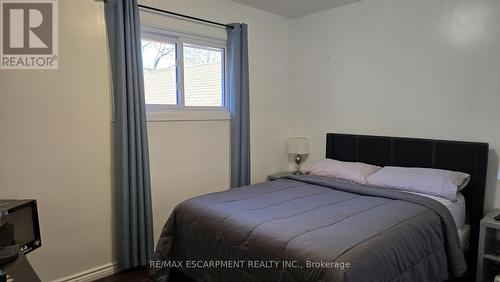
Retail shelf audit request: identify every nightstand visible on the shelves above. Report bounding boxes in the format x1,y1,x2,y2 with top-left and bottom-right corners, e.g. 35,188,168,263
476,210,500,282
267,172,295,181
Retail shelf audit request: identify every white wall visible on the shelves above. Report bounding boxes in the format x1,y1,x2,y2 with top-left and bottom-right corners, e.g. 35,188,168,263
148,120,231,242
0,0,293,280
291,0,500,211
0,1,114,281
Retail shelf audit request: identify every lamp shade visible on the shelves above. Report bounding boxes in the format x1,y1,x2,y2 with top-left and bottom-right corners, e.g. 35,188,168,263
288,137,309,155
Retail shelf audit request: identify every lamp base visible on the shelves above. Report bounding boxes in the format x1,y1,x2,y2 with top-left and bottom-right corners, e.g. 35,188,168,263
293,154,304,175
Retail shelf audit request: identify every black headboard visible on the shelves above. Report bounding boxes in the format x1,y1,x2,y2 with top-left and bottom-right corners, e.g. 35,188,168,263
326,133,489,280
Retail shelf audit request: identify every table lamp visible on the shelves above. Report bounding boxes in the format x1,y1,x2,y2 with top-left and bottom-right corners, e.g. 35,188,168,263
288,137,309,175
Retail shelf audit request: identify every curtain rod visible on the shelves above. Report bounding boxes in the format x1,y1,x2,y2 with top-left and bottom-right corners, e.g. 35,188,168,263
137,4,234,29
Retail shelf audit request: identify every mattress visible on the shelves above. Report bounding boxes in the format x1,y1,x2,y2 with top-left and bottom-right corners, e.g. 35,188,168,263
407,192,466,229
405,191,468,249
459,224,471,250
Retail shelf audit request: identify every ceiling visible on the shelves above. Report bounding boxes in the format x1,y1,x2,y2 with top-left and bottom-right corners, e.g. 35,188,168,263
230,0,362,18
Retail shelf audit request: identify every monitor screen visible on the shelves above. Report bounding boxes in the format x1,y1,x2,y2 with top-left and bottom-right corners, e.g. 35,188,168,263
6,205,35,248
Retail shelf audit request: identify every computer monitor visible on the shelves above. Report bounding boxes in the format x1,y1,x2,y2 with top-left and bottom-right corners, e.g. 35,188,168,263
0,200,41,254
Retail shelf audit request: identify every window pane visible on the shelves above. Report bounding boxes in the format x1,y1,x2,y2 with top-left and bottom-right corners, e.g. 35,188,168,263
183,43,223,107
141,39,177,105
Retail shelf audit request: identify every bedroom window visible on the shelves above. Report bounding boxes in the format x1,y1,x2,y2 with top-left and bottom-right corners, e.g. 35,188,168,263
140,28,227,116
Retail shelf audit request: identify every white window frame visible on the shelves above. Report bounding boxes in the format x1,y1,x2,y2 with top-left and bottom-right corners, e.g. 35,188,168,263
141,25,229,120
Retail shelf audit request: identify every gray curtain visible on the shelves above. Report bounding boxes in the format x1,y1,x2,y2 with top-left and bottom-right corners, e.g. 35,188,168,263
104,0,154,270
227,24,250,188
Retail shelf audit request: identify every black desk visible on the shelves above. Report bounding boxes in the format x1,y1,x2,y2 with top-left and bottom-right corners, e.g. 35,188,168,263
1,250,40,282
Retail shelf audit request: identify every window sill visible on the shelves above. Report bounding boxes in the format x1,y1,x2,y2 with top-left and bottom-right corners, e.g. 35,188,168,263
146,110,230,122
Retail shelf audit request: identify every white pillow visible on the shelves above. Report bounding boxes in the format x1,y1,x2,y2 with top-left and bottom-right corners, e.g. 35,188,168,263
303,159,381,185
367,166,470,202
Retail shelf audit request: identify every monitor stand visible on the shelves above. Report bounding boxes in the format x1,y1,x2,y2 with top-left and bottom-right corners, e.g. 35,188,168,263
0,246,18,266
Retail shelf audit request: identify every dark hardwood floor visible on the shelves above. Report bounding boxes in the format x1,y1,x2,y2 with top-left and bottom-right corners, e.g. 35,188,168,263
95,267,150,282
95,267,195,282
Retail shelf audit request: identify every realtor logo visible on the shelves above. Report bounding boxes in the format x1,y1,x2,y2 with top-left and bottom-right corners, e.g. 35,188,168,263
1,0,58,69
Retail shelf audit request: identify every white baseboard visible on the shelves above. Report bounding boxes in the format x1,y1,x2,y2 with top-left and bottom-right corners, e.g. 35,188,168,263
53,262,118,282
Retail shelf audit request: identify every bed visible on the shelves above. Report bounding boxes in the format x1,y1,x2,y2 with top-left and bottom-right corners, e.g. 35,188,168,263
150,133,489,282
